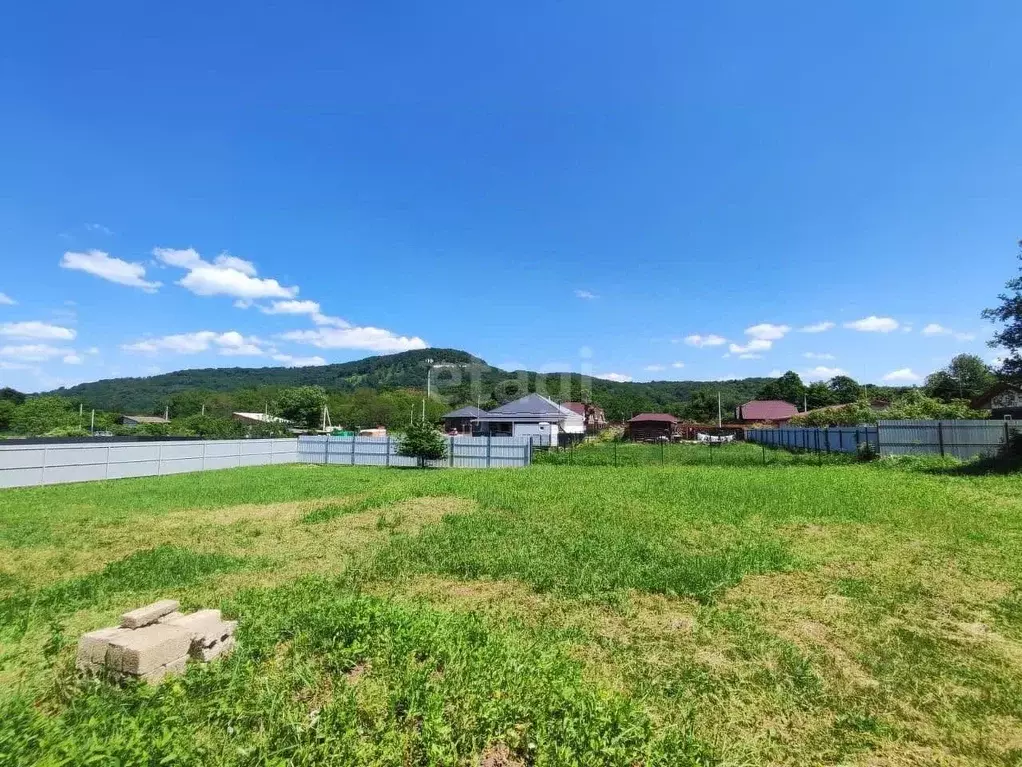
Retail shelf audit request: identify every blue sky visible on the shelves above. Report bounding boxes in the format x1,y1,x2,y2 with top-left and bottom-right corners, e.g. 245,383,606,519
1,1,1018,392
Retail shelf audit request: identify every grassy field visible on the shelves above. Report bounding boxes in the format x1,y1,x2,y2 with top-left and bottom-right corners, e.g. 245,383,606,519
2,456,1022,765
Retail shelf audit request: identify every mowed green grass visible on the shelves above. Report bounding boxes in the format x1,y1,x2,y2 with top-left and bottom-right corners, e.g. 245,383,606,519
2,458,1022,765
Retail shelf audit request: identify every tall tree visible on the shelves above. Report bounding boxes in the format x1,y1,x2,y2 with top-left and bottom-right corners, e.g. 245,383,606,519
983,241,1022,379
758,371,806,407
923,354,995,402
275,386,327,429
828,375,862,404
805,381,836,410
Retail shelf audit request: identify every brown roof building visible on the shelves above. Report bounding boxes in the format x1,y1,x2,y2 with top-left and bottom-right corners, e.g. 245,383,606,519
735,400,799,424
626,413,678,442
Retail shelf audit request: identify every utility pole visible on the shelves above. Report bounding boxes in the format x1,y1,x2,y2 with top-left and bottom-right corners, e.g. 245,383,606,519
164,405,169,420
90,409,95,435
803,394,808,413
201,403,205,417
717,391,722,428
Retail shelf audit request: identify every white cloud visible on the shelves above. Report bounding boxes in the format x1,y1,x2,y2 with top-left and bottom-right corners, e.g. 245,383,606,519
212,253,257,276
258,300,349,327
178,265,297,300
882,368,921,383
153,247,297,300
921,323,975,341
745,323,790,341
684,334,727,347
805,366,849,380
60,250,161,292
803,352,835,360
738,353,763,359
152,247,203,269
0,321,76,341
596,372,633,382
671,361,685,369
845,316,899,333
574,289,598,300
0,360,35,371
86,347,100,355
799,321,835,333
260,300,321,316
63,353,83,365
277,326,427,353
85,223,113,235
768,369,783,377
0,344,72,362
644,364,666,372
271,353,327,367
122,330,265,357
729,339,772,354
0,293,15,306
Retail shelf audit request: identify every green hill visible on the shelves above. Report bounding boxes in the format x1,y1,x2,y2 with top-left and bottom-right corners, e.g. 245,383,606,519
47,348,772,422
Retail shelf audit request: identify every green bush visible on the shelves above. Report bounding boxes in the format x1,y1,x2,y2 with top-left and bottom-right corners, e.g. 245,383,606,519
397,420,447,467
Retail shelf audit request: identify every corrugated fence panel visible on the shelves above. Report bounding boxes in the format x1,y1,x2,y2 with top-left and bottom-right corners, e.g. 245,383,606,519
748,420,1018,460
877,420,1017,460
746,426,877,454
297,435,532,469
0,438,299,489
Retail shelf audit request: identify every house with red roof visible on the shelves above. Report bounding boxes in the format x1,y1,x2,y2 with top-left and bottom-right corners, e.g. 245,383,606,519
561,401,607,432
735,400,799,425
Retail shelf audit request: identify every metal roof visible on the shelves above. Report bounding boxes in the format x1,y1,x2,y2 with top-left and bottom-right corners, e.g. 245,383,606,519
123,415,170,424
737,400,799,421
442,405,487,419
474,393,577,422
627,413,679,423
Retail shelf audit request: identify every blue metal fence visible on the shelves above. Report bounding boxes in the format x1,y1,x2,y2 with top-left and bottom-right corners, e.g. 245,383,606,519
746,426,878,454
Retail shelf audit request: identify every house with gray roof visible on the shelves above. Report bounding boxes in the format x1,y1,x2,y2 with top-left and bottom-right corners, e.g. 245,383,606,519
473,393,584,446
442,405,488,435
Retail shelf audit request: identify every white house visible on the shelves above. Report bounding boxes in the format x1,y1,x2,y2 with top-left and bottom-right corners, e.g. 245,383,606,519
473,393,585,446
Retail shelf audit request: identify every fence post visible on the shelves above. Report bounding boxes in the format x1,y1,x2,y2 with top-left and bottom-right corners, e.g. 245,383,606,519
385,435,391,467
202,440,207,471
324,437,330,465
449,436,454,467
486,435,492,468
105,445,111,479
937,421,945,458
157,443,163,476
1005,420,1011,447
351,436,357,466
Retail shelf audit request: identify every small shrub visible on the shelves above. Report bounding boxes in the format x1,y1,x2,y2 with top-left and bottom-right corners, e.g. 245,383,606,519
397,420,447,467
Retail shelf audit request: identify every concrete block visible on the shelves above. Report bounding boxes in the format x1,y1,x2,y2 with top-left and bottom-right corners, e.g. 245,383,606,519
196,636,235,662
162,609,233,649
138,654,188,683
120,599,180,629
157,611,185,624
76,626,130,670
106,624,192,675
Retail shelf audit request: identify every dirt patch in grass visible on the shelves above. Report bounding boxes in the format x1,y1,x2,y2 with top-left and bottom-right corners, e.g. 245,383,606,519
479,743,525,767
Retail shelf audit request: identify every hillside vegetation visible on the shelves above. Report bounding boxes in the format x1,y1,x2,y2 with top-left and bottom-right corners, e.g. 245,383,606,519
43,348,773,422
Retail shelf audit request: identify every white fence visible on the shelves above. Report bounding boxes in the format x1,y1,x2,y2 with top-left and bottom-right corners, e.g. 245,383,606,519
0,438,298,489
297,435,533,468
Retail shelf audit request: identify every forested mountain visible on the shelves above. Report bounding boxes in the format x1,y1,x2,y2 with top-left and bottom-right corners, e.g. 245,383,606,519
45,348,772,422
